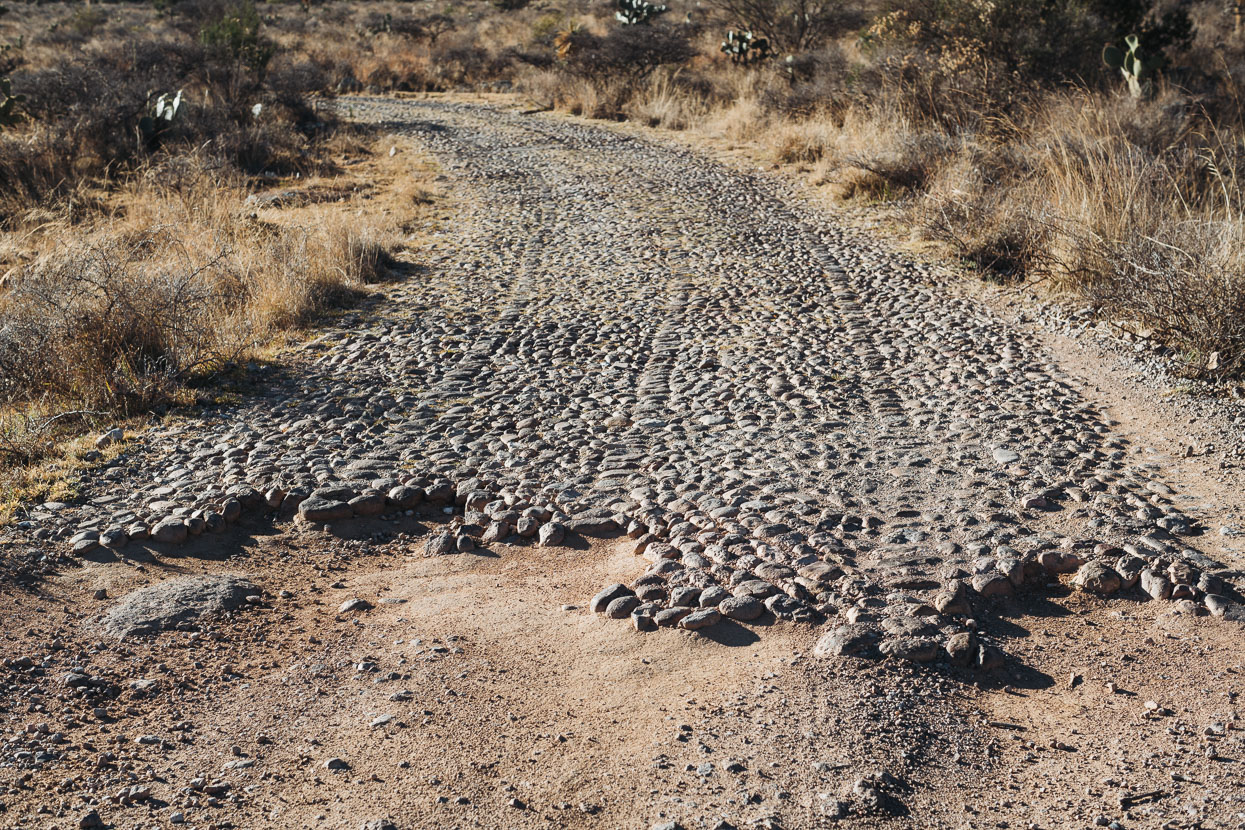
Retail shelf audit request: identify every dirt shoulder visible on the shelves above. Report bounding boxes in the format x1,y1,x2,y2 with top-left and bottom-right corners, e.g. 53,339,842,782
1,514,965,830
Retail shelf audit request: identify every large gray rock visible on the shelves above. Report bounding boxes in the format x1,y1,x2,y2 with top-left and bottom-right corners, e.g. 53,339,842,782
813,624,879,658
679,608,721,631
425,531,456,556
1140,568,1173,600
1073,561,1122,595
538,522,566,547
971,572,1014,598
348,492,387,517
605,596,640,619
387,485,423,510
481,520,510,544
718,595,764,621
150,519,188,545
102,575,258,637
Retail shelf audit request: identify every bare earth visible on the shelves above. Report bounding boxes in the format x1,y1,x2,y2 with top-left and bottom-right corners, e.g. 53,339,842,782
2,97,1245,830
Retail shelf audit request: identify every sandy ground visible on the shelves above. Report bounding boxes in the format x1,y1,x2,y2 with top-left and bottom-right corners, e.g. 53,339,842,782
4,493,1245,829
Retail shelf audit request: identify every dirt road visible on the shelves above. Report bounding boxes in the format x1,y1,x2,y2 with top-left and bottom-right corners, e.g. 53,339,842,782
2,98,1245,830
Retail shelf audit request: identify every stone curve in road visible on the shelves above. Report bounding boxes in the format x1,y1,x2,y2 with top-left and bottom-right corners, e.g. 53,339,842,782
14,98,1235,664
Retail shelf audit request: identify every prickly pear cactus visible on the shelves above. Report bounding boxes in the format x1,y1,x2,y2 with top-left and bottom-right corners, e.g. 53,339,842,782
0,77,26,129
139,89,184,145
720,30,773,65
1103,34,1160,98
615,0,668,25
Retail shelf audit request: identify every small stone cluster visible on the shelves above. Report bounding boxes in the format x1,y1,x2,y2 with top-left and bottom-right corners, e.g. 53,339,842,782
66,485,267,555
1060,546,1235,616
589,527,1241,670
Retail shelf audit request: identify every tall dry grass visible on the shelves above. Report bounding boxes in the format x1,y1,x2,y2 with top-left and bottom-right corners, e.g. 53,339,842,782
899,87,1245,375
0,149,409,414
0,2,432,401
0,137,422,519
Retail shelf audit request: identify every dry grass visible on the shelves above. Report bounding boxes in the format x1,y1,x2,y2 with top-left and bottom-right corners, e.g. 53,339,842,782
0,409,137,526
899,88,1245,374
0,133,441,523
0,3,448,519
0,134,432,409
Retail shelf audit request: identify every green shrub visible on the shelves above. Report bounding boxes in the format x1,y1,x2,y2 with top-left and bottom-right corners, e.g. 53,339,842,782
706,0,840,51
199,0,275,75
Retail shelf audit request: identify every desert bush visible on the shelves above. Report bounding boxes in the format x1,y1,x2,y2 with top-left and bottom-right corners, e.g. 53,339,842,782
896,81,1245,374
0,22,337,223
1079,223,1245,375
361,11,454,41
757,47,855,117
40,5,109,46
0,150,405,414
198,0,276,75
0,1,440,500
705,0,842,50
0,230,242,411
560,25,696,83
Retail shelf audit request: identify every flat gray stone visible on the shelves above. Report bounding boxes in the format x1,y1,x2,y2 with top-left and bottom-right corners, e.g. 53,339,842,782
299,496,353,522
605,595,640,618
879,636,940,663
566,514,620,536
679,608,721,631
992,448,1020,465
102,575,258,638
655,606,694,627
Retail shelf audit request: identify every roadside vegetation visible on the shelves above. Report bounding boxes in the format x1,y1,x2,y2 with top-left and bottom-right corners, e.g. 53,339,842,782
0,0,1241,515
255,0,1242,381
0,0,435,519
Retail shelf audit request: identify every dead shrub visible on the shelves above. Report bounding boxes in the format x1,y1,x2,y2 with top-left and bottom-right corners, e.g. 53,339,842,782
346,236,401,284
0,230,243,411
560,25,697,85
842,132,957,194
1077,222,1245,375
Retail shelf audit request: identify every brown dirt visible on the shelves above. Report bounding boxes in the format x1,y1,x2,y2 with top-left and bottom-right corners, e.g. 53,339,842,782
7,502,1245,829
0,516,950,829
